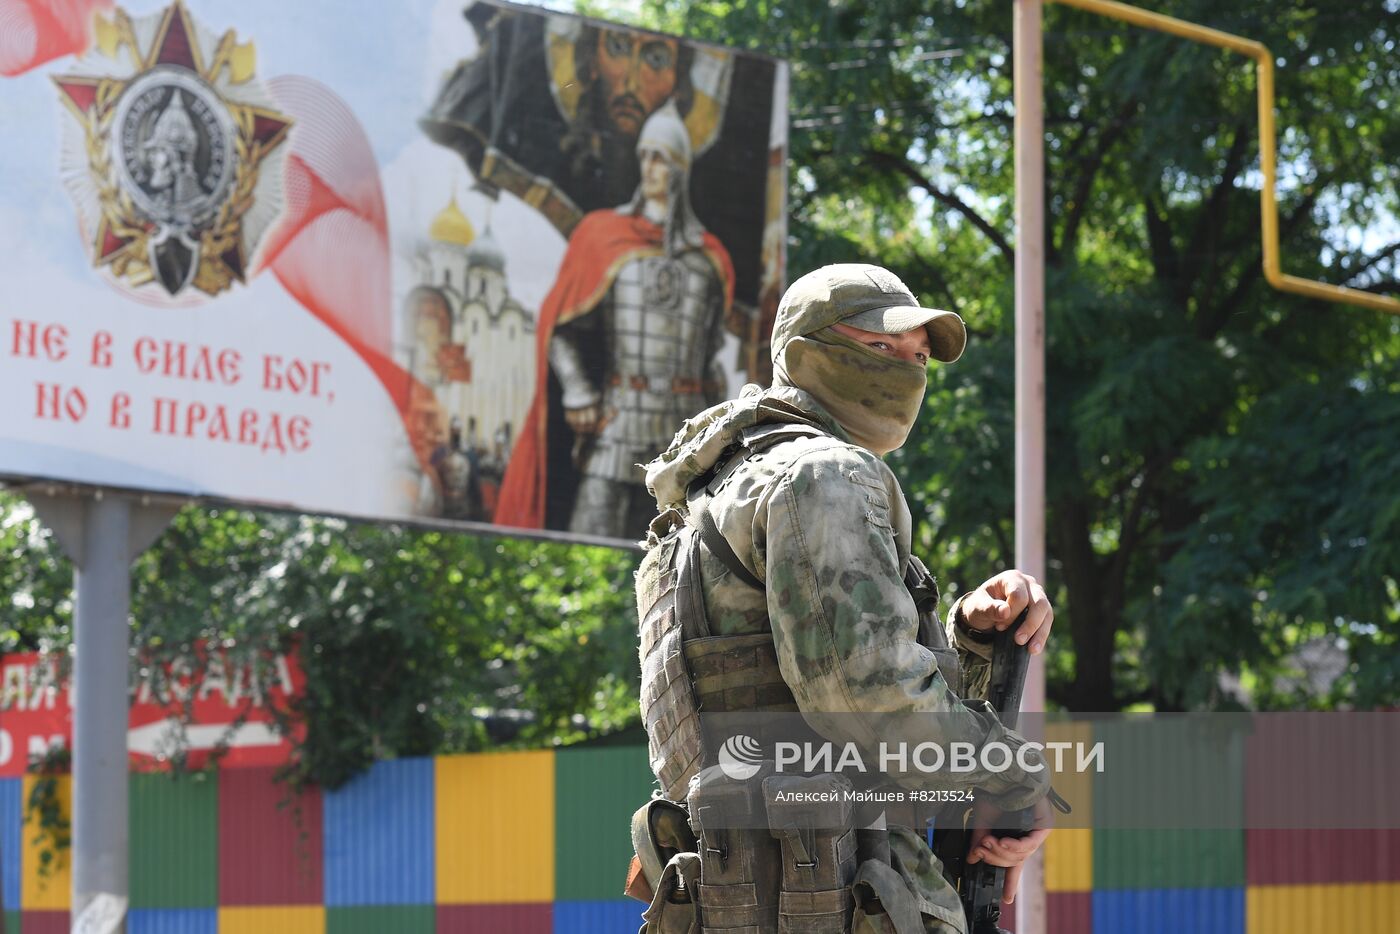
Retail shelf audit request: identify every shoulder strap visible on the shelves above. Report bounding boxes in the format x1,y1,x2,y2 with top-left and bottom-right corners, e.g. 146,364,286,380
675,524,713,639
695,500,764,590
685,424,828,591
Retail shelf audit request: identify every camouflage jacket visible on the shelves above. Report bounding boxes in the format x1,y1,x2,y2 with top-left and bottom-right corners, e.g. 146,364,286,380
646,384,1049,932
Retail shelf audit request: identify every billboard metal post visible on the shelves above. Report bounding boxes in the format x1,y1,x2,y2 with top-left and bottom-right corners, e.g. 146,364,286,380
27,491,181,933
1014,1,1047,933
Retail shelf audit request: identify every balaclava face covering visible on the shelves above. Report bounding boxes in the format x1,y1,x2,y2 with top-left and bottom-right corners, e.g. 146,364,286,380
774,326,928,455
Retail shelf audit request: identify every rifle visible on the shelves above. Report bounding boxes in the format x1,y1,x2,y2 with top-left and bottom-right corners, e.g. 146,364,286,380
935,608,1034,934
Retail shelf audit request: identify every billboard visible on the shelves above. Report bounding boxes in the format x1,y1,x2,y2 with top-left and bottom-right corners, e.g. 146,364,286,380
0,0,788,544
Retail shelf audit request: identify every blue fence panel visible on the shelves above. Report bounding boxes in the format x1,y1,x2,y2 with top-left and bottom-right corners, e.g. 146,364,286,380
1,778,20,911
552,900,644,934
127,907,218,934
1093,887,1244,934
324,757,435,906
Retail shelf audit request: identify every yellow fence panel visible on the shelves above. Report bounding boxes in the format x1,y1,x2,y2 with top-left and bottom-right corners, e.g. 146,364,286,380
436,749,555,904
219,906,326,934
21,774,71,910
1248,882,1400,934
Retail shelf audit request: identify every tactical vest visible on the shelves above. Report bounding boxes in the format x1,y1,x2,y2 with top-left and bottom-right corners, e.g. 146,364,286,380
634,429,946,934
636,511,797,801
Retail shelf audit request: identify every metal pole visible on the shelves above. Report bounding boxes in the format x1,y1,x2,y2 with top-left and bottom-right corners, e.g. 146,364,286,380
72,494,132,928
28,490,179,934
1014,1,1047,933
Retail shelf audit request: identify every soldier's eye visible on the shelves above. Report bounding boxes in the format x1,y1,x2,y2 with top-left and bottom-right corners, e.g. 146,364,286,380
641,41,675,71
604,32,632,59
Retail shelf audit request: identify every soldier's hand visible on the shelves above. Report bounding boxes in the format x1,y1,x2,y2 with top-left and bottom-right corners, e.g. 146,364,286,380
959,569,1053,655
966,796,1054,904
564,403,604,434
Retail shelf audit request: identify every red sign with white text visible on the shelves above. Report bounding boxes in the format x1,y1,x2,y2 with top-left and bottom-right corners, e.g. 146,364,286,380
0,645,303,777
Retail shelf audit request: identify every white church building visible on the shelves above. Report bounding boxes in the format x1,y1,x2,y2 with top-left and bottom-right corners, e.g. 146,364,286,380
404,193,536,463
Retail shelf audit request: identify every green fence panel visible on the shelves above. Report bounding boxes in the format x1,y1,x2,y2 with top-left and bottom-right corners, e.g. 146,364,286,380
1094,828,1245,890
1092,717,1246,889
129,772,219,908
326,905,435,933
554,745,655,901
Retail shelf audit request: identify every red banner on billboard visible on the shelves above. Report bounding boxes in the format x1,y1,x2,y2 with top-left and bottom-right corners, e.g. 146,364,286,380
0,644,303,777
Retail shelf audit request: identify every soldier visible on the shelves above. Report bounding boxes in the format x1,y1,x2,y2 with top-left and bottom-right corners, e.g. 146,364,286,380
140,90,202,219
432,417,483,521
496,100,735,538
638,263,1054,932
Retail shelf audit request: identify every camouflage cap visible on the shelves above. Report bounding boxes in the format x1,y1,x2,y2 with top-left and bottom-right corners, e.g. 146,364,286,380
770,264,966,364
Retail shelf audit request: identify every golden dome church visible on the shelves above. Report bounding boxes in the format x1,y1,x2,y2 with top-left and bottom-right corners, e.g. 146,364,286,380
400,193,536,518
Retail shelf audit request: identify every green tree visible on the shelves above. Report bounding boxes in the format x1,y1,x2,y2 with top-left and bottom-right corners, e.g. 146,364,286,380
1,494,639,787
645,0,1399,710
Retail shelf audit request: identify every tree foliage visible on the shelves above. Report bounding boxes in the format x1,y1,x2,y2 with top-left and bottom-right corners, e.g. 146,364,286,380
1,496,639,787
644,0,1400,710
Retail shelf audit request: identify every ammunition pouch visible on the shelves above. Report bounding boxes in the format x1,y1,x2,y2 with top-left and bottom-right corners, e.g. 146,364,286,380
641,851,703,934
855,827,892,866
687,763,784,931
850,860,925,934
762,774,857,934
632,797,701,901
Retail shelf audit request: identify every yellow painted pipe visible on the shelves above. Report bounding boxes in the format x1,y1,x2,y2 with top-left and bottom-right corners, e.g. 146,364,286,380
1051,0,1400,315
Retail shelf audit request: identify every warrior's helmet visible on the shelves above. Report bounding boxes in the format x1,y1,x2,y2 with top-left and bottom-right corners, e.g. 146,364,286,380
636,99,692,171
146,91,198,158
143,90,199,196
626,100,704,255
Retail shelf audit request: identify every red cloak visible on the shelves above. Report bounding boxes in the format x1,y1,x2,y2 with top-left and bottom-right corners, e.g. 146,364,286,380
493,210,735,530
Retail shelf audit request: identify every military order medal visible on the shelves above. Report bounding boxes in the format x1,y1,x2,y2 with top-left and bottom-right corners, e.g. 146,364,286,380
54,2,290,299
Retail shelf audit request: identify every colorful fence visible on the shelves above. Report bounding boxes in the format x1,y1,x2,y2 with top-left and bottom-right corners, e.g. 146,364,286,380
2,741,1396,933
1039,719,1400,934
